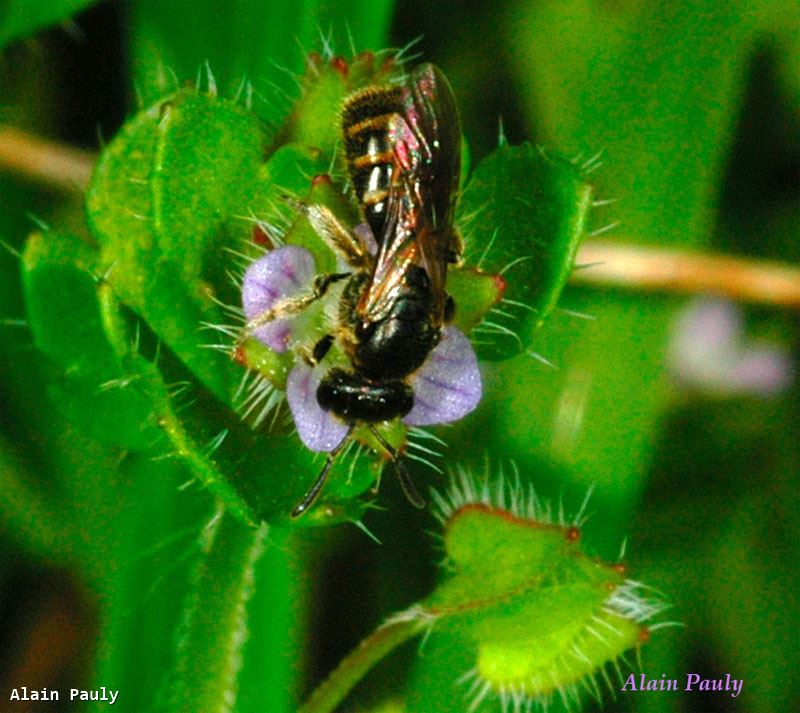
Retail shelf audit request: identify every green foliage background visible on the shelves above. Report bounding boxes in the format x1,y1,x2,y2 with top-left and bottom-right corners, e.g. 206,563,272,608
0,1,798,712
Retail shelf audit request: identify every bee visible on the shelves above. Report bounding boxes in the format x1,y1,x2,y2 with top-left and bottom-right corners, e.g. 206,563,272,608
243,64,470,517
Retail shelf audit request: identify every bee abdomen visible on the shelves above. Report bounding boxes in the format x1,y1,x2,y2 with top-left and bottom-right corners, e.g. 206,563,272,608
342,86,404,240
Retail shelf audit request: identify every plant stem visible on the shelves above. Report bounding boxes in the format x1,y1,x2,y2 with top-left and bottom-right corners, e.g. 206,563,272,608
298,614,428,713
2,126,799,309
0,125,94,191
169,508,268,713
573,240,800,308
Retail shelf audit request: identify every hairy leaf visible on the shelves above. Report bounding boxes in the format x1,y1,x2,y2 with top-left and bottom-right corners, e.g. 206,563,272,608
21,232,158,449
87,90,264,404
457,144,591,360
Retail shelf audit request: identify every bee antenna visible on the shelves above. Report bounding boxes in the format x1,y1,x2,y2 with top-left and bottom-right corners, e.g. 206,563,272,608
368,425,425,509
291,425,355,518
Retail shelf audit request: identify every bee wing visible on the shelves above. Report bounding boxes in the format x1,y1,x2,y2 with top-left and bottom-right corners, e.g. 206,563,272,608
357,64,461,323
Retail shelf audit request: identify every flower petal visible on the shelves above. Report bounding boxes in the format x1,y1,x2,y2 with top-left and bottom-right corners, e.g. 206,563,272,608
241,246,316,352
404,326,482,426
286,361,350,452
731,347,794,395
668,298,793,396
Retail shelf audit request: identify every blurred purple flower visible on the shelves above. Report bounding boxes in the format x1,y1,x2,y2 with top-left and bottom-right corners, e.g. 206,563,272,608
668,298,793,396
243,246,482,451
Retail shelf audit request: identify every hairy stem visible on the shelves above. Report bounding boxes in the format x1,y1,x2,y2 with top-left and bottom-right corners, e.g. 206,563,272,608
2,126,799,309
169,508,268,713
298,613,429,713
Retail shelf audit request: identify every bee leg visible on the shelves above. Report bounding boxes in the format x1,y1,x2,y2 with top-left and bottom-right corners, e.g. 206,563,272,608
240,272,349,341
367,425,425,509
291,424,356,518
286,197,370,270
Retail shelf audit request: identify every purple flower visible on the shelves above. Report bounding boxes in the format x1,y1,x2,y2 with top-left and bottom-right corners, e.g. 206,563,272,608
286,362,351,451
402,327,482,426
668,298,793,396
242,245,483,451
241,245,316,353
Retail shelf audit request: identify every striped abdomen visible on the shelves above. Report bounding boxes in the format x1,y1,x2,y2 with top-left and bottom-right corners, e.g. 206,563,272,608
342,85,404,241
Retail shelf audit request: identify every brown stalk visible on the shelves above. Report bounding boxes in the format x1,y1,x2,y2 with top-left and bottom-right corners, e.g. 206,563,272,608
1,125,798,309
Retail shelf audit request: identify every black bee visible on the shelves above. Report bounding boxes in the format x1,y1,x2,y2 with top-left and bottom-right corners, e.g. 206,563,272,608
243,64,464,517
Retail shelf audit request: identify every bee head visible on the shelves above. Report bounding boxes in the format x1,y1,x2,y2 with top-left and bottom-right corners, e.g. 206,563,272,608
317,368,413,423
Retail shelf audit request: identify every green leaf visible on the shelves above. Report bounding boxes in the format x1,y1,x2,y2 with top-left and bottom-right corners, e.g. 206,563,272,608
153,385,377,526
21,231,159,449
0,435,66,558
22,232,102,369
427,505,627,635
286,60,352,155
235,527,299,713
20,231,372,526
150,94,263,283
251,144,351,275
0,0,97,48
446,268,504,335
87,453,214,712
457,144,591,360
86,101,161,307
408,499,651,711
637,395,800,713
87,90,265,404
275,51,401,157
20,232,256,521
301,477,659,713
509,2,750,251
481,0,764,555
488,295,678,527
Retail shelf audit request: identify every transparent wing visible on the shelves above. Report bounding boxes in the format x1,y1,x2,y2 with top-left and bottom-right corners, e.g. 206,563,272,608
357,64,461,324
